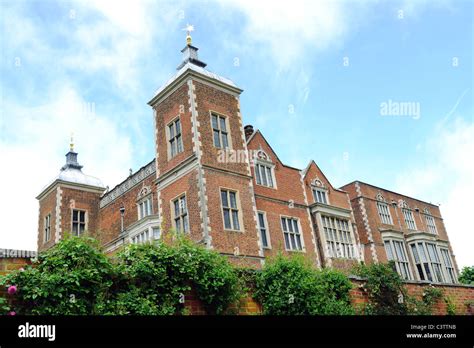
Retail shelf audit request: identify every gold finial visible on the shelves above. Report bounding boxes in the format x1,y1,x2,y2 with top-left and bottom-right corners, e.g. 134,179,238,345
183,24,194,46
70,132,74,152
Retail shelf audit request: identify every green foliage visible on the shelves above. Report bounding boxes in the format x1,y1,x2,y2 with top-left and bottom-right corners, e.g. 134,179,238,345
354,262,445,315
0,235,243,315
98,239,242,315
445,296,456,315
354,261,408,315
254,254,354,315
0,236,114,315
458,266,474,285
0,296,10,314
406,286,444,315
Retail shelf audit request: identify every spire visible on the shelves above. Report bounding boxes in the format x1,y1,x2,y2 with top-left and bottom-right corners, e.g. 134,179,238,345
177,24,207,70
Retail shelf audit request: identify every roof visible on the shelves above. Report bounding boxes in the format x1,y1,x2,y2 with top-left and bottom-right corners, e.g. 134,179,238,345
56,167,104,188
151,62,239,101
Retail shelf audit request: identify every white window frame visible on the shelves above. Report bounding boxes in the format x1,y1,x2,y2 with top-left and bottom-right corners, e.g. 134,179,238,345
255,162,276,188
137,195,153,220
220,188,242,231
383,239,412,280
211,112,230,149
280,216,304,252
172,194,189,234
312,187,328,204
44,214,51,243
424,214,437,234
377,201,393,225
321,215,355,259
131,229,150,244
402,208,417,230
71,209,87,236
167,117,183,159
409,241,445,283
257,211,271,249
440,248,456,283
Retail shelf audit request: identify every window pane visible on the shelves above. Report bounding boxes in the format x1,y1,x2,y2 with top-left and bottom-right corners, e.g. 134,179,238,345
232,211,240,230
255,165,262,185
73,210,78,221
221,190,228,207
266,167,273,187
175,119,181,134
260,228,268,247
213,130,221,147
174,200,180,216
169,124,175,138
289,233,296,250
260,165,267,186
258,213,265,227
211,114,218,129
293,220,299,233
219,117,226,131
284,233,290,250
295,235,302,250
176,218,181,232
221,133,228,148
80,211,85,222
183,215,189,233
229,192,237,209
223,209,231,229
281,218,287,232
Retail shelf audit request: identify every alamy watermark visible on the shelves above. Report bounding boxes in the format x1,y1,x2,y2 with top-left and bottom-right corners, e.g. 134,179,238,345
380,99,420,120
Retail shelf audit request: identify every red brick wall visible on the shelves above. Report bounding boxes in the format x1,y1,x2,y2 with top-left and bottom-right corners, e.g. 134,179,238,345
341,181,459,272
99,175,157,246
255,196,319,265
154,83,194,176
158,169,202,242
61,187,102,241
194,81,249,177
0,257,31,277
205,169,260,262
349,279,474,315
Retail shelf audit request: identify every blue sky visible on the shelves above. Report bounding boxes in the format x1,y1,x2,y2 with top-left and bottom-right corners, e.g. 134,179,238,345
0,0,472,267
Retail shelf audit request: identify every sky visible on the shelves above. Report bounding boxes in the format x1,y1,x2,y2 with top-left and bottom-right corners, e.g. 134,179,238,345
0,0,472,268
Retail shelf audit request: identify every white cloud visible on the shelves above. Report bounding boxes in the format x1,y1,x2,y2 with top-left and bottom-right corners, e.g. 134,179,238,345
395,117,474,269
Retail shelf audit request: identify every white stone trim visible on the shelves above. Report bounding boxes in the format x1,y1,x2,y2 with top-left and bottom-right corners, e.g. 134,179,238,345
300,172,321,268
55,186,63,243
356,182,378,262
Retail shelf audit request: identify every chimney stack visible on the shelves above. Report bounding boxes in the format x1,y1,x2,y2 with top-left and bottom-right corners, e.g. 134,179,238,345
244,125,254,139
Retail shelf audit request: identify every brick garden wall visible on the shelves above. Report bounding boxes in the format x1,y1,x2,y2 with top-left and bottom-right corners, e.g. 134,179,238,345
1,256,472,315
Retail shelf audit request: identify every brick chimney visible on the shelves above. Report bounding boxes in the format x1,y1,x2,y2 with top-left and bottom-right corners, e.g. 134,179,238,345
244,125,254,139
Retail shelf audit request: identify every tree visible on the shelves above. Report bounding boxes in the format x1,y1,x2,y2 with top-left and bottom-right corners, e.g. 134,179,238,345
458,266,474,285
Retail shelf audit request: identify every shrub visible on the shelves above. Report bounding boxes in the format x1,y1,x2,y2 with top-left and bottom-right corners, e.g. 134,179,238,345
354,262,445,315
95,237,243,315
458,266,474,285
0,235,115,315
354,262,408,315
254,254,353,315
0,236,243,315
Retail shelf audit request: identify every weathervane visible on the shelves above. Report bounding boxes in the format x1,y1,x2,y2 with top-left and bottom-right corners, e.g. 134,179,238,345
183,24,194,46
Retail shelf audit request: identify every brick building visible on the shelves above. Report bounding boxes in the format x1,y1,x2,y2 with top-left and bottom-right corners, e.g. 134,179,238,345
341,181,458,283
35,34,458,282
